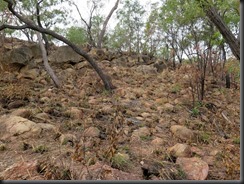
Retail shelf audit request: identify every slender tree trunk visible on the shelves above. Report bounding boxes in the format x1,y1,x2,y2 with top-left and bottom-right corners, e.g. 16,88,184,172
197,0,240,60
97,0,119,48
36,32,61,87
2,0,115,91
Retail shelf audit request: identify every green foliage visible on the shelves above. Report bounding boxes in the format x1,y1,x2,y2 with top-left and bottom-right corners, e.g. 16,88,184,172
110,0,146,52
33,145,48,154
66,26,87,45
111,153,130,170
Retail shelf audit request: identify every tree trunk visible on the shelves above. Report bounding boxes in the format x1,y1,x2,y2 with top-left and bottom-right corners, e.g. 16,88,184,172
198,1,240,60
36,32,61,88
97,0,119,48
3,0,116,91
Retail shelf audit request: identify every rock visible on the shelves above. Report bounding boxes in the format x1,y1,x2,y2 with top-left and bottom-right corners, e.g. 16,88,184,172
65,107,83,119
190,146,205,157
83,127,100,137
11,108,32,118
131,126,151,141
59,134,77,146
88,48,107,60
0,115,55,139
39,97,50,103
164,103,174,112
0,161,44,180
170,125,194,141
7,46,34,65
202,156,215,166
34,112,50,121
176,157,209,180
7,100,26,109
81,161,141,180
0,115,41,137
18,68,39,80
141,112,151,118
38,123,56,131
136,65,157,74
151,137,164,146
49,45,84,63
167,143,192,158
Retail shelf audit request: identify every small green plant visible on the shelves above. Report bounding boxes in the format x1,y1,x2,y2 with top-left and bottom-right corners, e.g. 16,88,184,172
233,137,240,144
0,143,6,151
198,132,211,144
191,107,200,117
33,145,48,154
140,135,152,141
175,167,187,179
171,84,181,93
111,153,130,170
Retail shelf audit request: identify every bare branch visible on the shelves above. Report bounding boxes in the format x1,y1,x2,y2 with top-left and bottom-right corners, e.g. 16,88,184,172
3,0,115,91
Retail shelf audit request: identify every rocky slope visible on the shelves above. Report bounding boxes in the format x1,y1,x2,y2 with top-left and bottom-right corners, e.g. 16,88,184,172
0,38,240,180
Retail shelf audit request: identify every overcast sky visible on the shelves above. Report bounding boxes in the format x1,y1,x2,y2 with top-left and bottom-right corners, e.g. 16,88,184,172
69,0,160,28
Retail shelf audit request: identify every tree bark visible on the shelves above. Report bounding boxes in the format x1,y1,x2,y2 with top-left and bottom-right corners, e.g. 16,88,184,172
97,0,120,48
36,32,61,88
2,0,115,91
197,0,240,60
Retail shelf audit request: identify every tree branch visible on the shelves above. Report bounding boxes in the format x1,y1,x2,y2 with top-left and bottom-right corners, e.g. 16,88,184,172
3,0,116,91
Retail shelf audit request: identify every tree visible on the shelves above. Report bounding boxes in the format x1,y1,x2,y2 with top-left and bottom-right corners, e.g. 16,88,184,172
0,0,115,91
115,0,146,54
97,0,120,48
66,26,88,45
196,0,240,60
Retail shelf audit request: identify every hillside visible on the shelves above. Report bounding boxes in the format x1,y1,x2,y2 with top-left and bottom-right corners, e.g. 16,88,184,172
0,38,240,180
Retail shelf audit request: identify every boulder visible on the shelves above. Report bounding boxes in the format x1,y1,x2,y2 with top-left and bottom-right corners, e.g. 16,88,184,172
176,157,209,180
170,125,194,141
49,45,84,63
167,143,192,158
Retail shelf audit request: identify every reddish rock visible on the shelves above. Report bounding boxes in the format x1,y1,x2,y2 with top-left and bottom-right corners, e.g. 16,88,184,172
176,157,209,180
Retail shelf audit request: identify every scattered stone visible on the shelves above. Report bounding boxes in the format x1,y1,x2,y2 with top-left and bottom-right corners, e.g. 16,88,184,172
176,157,209,180
202,156,215,166
151,137,164,146
83,127,100,137
7,100,26,109
164,103,174,112
59,134,77,146
170,125,194,141
141,112,151,118
65,107,83,119
81,161,141,180
11,108,32,118
18,68,39,80
168,143,192,158
34,112,50,121
131,126,151,142
191,146,205,157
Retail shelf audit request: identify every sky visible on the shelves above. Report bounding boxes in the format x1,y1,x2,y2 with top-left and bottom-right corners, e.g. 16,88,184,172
69,0,160,28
